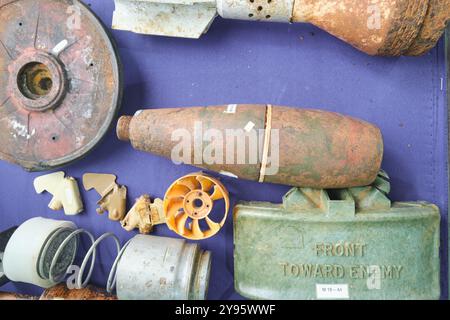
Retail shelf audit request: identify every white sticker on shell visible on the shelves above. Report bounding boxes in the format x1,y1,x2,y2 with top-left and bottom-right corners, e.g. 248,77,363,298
244,121,256,132
224,104,237,114
316,284,349,299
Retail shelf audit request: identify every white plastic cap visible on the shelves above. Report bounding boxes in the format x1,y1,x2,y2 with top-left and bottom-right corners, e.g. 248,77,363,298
2,217,76,288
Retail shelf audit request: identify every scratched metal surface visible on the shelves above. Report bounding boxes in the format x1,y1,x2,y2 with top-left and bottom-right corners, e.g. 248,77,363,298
0,0,448,300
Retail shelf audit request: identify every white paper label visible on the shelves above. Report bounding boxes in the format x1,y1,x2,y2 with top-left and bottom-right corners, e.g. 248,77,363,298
52,39,68,55
244,121,256,132
225,104,237,114
316,284,349,299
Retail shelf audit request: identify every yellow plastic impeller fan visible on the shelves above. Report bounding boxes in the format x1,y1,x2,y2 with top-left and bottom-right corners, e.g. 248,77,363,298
163,173,230,240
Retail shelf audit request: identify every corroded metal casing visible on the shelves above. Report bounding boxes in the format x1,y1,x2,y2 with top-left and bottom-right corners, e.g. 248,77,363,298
112,0,450,56
117,105,383,189
40,284,117,300
0,0,122,171
116,235,211,300
233,175,440,300
292,0,450,56
0,284,118,300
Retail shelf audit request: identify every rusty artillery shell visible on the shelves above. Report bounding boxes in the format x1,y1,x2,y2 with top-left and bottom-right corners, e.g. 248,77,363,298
293,0,450,56
117,105,383,189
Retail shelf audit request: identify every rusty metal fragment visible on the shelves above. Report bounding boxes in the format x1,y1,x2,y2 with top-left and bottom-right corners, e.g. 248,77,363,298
121,195,165,234
39,284,118,300
405,0,450,55
0,284,118,300
117,105,384,189
112,0,450,56
34,171,84,215
292,0,450,56
0,0,122,171
83,173,127,221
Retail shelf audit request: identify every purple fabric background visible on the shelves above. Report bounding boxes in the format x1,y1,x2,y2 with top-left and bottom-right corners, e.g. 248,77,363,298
0,0,448,299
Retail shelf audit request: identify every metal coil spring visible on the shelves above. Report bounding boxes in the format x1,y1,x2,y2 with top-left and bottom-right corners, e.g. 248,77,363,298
42,227,132,293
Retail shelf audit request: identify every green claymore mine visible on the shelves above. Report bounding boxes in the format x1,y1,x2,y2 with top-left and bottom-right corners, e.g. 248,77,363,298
233,172,440,300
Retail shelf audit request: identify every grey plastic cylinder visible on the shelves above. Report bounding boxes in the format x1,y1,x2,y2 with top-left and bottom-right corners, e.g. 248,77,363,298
116,235,211,300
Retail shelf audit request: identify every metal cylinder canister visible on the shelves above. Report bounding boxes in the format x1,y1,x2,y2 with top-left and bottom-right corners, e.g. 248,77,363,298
217,0,294,23
116,235,212,300
117,105,383,189
2,217,77,288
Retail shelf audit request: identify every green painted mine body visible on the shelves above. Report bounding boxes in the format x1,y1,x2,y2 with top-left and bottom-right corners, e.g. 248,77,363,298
233,174,440,300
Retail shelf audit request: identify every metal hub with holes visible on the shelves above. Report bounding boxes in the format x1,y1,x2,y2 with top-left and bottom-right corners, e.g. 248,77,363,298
184,191,213,220
164,173,230,240
0,0,122,171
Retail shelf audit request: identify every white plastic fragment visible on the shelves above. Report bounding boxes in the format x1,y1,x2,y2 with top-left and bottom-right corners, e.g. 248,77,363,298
33,172,84,215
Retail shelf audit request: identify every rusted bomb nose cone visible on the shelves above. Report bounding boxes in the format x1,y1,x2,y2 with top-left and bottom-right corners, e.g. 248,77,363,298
117,105,384,189
404,0,450,56
292,0,450,56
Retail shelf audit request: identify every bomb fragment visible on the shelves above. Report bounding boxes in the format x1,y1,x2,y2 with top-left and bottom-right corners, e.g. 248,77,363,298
112,0,450,56
117,105,384,189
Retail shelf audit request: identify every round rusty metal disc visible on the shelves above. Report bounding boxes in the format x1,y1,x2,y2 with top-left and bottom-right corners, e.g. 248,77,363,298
0,0,122,171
